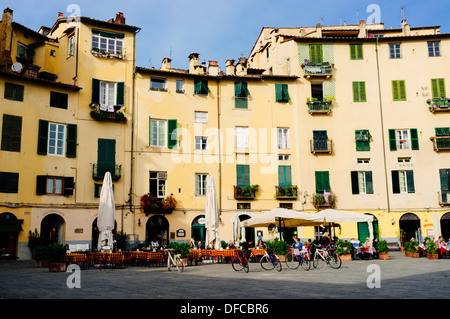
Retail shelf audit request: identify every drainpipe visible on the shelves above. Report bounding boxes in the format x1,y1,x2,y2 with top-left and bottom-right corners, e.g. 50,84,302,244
216,77,222,221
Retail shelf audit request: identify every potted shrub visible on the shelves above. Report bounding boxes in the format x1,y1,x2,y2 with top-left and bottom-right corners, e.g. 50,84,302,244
335,240,352,261
34,245,49,267
169,242,190,266
115,230,128,251
377,240,389,260
404,241,412,257
411,241,419,258
28,229,44,259
427,241,438,259
47,243,67,272
273,239,289,262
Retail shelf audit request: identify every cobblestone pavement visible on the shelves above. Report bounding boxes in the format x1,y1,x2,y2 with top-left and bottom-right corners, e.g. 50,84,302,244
1,251,449,301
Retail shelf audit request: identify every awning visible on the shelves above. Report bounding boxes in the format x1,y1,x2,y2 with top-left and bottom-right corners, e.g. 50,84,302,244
0,223,23,232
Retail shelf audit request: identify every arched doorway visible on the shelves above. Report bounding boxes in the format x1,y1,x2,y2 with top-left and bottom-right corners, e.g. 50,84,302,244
440,212,450,240
91,218,117,251
399,213,421,245
191,215,205,248
357,215,379,243
40,214,65,245
0,213,23,259
146,215,169,248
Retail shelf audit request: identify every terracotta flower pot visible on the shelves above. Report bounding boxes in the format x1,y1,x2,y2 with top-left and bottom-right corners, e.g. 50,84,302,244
277,255,286,262
36,260,48,268
405,252,412,257
48,262,66,272
427,254,438,260
379,253,389,260
339,254,352,261
411,252,420,258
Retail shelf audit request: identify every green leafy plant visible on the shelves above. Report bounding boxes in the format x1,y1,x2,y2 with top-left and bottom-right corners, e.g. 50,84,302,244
377,240,388,254
115,231,128,251
28,229,45,253
266,239,289,255
47,243,66,263
335,240,352,255
411,241,419,253
34,245,50,261
426,241,437,255
168,242,190,258
404,241,412,253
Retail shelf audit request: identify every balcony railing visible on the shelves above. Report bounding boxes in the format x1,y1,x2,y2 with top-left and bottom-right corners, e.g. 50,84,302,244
431,137,450,151
439,191,450,206
90,107,127,123
428,98,450,112
302,62,334,78
234,185,259,200
310,139,333,154
312,193,336,208
275,186,298,200
307,100,332,114
92,163,122,181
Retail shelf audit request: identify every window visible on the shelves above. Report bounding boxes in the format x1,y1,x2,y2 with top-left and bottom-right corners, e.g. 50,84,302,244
398,157,411,164
149,171,166,198
176,80,184,93
351,171,373,194
315,171,330,193
100,81,116,106
277,128,290,149
195,174,208,196
68,36,75,57
355,130,371,151
392,80,407,101
388,129,419,151
235,127,248,148
278,165,292,187
234,82,250,109
352,81,366,102
150,119,166,147
195,136,207,150
389,43,402,59
309,44,323,63
194,79,209,95
50,91,68,109
150,77,167,91
37,120,77,157
194,111,208,123
439,169,450,200
36,176,74,196
17,42,28,59
278,154,291,161
1,114,22,152
428,41,441,57
391,170,415,193
350,43,363,60
91,79,124,107
357,158,370,164
91,30,123,55
279,203,292,209
96,139,116,178
236,165,250,187
313,130,328,151
0,172,19,193
431,78,446,99
275,84,290,102
237,203,251,209
4,82,24,101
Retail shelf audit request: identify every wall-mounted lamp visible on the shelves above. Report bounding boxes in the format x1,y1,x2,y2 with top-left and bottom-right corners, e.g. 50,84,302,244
391,219,395,225
138,218,141,226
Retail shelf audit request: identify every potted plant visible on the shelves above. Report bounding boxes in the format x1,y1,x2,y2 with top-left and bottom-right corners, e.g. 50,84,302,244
273,239,289,262
335,240,352,261
426,241,438,259
169,242,190,266
28,229,45,259
404,241,412,257
115,230,128,251
377,240,389,260
411,241,419,258
34,245,49,267
162,195,177,210
47,243,67,272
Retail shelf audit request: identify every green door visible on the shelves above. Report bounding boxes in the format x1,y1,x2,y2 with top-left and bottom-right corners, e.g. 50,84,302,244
357,217,379,243
97,139,116,177
191,215,206,248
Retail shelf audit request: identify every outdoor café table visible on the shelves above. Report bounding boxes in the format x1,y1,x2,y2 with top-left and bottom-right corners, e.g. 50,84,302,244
188,249,202,265
250,249,265,261
65,253,88,269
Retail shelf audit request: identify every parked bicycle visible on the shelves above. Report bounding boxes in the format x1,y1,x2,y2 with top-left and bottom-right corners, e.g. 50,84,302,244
285,247,311,271
260,248,282,272
165,248,184,272
311,244,341,269
232,249,249,273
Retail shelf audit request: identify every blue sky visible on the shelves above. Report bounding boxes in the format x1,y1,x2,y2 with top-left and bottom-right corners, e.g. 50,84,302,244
3,0,449,70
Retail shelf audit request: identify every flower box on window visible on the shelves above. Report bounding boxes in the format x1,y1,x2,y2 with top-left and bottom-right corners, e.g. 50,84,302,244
140,194,176,215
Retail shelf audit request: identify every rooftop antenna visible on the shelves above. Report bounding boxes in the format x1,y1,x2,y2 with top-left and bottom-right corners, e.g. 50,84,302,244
148,58,152,68
356,7,363,23
169,46,173,60
320,15,326,24
401,5,406,23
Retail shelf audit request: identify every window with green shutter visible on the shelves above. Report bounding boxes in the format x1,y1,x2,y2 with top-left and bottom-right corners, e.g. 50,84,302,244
410,128,419,150
355,130,371,151
236,165,250,187
97,139,116,178
315,171,330,193
350,43,363,60
431,78,446,99
275,84,290,102
352,81,366,102
194,79,209,95
439,169,450,192
50,91,68,109
391,170,414,193
116,82,125,106
37,120,49,155
392,80,407,101
278,166,292,187
0,172,19,194
351,171,373,194
4,82,24,101
1,114,22,152
167,119,177,148
66,124,77,158
234,82,250,108
309,44,323,64
436,127,450,136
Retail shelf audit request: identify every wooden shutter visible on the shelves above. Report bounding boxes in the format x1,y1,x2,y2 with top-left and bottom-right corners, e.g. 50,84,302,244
352,82,359,102
66,124,77,158
440,169,450,192
350,44,363,60
92,78,100,104
410,128,419,150
97,139,116,177
36,175,47,195
282,84,290,101
278,166,292,187
310,45,323,63
63,177,74,196
391,171,400,194
275,84,282,101
167,119,177,148
236,165,250,187
315,171,330,193
431,78,446,99
116,82,125,106
37,120,49,155
359,82,366,101
351,171,359,194
365,171,374,194
392,80,406,101
388,129,397,151
406,170,415,193
1,114,22,152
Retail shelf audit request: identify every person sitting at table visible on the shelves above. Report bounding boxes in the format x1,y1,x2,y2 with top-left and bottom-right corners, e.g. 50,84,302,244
197,241,203,250
363,237,372,248
189,237,196,249
227,241,235,249
151,237,159,252
256,239,265,250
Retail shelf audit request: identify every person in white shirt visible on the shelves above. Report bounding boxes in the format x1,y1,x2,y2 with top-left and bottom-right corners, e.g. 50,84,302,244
151,238,159,252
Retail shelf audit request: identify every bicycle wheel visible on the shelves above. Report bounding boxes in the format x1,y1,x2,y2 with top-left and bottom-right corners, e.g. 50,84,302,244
285,253,300,270
274,255,282,272
168,257,173,271
300,255,311,271
175,256,184,272
260,255,275,270
243,258,249,273
328,252,342,269
232,256,244,271
313,251,325,269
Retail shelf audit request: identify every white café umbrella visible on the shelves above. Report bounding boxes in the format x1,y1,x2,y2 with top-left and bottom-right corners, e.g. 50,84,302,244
97,172,115,251
205,175,220,249
433,212,441,240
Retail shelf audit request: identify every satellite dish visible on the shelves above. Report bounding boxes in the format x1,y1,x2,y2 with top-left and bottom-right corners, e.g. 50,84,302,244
11,62,22,73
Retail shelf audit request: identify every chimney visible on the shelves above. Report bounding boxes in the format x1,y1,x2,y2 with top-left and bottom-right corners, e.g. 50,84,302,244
58,12,64,18
0,8,14,58
236,56,247,76
226,59,235,76
315,23,322,38
402,20,410,36
188,53,200,74
115,12,125,25
208,60,218,76
161,57,171,70
358,19,366,38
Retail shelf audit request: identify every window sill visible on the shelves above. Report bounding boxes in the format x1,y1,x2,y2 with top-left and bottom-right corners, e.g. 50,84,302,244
91,50,125,60
150,87,167,92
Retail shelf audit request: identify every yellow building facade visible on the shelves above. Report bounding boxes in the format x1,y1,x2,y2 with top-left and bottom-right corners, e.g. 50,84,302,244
1,8,450,259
